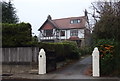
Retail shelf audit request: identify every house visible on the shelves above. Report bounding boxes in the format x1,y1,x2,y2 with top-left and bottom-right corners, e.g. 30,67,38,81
38,14,91,47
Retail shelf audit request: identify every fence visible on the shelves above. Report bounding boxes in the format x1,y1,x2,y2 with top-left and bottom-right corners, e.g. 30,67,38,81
2,47,39,63
2,47,56,73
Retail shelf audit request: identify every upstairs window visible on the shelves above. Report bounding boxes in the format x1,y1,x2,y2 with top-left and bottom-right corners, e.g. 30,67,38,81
70,29,78,36
70,19,81,24
44,29,53,36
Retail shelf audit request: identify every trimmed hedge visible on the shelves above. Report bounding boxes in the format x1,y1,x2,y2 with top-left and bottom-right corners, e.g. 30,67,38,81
79,46,92,56
38,41,80,62
2,23,32,47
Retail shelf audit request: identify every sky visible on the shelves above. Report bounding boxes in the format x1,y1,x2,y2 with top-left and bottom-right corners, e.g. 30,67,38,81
5,0,97,36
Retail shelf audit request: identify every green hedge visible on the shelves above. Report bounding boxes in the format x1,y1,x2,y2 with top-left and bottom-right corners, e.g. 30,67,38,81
2,23,32,47
79,46,92,56
38,41,80,62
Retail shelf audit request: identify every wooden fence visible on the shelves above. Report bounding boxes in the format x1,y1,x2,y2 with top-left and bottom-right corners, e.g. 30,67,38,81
2,47,39,63
2,47,57,72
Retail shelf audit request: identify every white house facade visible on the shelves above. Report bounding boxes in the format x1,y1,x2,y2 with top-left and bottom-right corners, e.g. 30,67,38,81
38,15,90,47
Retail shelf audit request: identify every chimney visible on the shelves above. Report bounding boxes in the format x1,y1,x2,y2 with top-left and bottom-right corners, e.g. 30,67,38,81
84,9,88,17
47,15,52,20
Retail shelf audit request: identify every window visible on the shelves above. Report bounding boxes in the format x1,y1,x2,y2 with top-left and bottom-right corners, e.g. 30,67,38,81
60,30,65,36
44,29,53,36
70,19,81,24
70,29,78,36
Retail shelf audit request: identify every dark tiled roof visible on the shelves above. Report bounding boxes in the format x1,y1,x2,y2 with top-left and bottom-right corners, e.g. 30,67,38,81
38,16,87,30
52,16,87,29
38,19,57,30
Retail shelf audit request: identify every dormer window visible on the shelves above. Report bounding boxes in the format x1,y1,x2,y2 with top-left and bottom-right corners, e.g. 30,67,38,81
70,19,81,24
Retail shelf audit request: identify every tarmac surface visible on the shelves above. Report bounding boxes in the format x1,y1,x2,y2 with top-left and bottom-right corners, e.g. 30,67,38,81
2,55,120,81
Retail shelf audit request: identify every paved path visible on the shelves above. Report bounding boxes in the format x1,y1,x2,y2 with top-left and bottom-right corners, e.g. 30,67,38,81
46,55,92,79
50,55,92,74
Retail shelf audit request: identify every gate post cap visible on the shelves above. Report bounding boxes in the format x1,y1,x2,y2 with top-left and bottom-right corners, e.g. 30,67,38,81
94,47,98,50
39,48,46,57
40,48,45,53
92,47,99,56
94,47,99,51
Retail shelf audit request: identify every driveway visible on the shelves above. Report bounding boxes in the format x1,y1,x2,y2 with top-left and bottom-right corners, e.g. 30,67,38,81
50,55,92,74
47,55,92,79
2,55,119,80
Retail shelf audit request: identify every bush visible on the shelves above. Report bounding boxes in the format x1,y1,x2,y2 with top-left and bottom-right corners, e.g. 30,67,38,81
113,42,120,76
94,39,116,76
79,46,92,56
63,41,80,60
2,23,32,47
38,41,80,62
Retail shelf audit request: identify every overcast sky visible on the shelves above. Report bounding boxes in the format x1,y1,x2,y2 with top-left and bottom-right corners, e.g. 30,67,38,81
5,0,97,36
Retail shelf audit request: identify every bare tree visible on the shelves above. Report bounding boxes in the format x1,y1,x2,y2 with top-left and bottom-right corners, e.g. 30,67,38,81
90,0,120,40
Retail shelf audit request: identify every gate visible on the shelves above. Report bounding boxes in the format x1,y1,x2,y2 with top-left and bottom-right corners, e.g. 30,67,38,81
46,50,56,73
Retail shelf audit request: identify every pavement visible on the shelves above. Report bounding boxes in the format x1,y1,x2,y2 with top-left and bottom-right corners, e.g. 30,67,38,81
2,55,120,80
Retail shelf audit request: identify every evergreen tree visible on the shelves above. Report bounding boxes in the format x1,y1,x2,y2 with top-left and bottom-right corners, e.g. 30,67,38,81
1,1,19,23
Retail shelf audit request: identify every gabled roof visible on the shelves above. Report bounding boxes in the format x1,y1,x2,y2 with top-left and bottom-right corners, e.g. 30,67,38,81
38,16,87,30
53,16,87,29
38,19,58,31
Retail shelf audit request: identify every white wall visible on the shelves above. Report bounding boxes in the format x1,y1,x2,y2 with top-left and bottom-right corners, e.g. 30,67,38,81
60,30,70,40
60,29,84,40
38,28,85,41
78,29,84,38
66,30,71,39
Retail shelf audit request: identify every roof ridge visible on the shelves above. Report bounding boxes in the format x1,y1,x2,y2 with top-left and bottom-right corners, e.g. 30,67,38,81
53,16,86,21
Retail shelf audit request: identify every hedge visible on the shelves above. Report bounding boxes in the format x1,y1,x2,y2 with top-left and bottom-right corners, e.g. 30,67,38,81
2,23,32,47
38,41,80,62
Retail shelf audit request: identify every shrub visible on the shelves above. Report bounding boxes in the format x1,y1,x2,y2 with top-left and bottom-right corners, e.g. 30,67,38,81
79,46,92,56
95,39,116,75
113,42,120,76
63,41,80,60
2,23,32,47
99,44,114,75
38,41,80,62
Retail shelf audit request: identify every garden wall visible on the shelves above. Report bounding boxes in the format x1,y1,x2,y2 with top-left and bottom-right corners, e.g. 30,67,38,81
2,47,39,63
